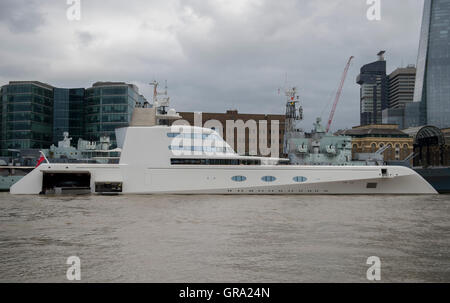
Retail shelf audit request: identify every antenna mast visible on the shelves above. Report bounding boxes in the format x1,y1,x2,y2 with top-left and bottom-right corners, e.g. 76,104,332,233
283,87,302,155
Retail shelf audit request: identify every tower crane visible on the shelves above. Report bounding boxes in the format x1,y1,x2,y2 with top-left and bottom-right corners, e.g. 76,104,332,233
326,56,354,133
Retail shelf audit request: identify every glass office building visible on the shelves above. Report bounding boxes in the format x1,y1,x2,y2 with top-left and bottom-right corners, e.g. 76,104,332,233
0,81,54,155
85,82,139,147
356,52,389,125
53,88,85,144
409,0,450,129
1,81,140,154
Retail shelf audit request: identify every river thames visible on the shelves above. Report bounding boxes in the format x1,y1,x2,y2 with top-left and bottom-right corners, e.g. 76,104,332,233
0,193,449,282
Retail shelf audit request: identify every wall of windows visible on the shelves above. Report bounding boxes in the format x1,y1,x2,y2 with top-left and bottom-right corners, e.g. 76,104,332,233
411,0,450,129
424,0,450,128
170,158,261,165
0,81,140,154
357,58,388,126
0,82,54,155
53,88,85,144
84,83,138,147
168,145,231,153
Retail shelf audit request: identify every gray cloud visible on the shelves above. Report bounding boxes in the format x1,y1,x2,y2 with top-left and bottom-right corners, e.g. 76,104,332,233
76,30,95,47
0,0,46,33
0,0,424,130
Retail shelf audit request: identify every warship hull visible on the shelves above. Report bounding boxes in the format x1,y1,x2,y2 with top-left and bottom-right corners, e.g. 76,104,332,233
414,167,450,194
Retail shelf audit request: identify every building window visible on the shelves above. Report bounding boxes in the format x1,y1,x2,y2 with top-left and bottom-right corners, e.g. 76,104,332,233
395,143,400,160
293,176,307,182
371,143,377,152
169,145,230,153
170,158,261,165
261,176,276,182
231,176,247,182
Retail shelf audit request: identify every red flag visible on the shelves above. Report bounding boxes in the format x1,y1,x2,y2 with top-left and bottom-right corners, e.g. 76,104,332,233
35,155,45,167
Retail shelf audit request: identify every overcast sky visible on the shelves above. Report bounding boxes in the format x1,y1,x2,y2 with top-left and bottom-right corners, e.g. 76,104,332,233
0,0,424,130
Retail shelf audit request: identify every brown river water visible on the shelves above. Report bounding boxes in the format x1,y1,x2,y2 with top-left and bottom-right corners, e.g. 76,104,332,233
0,193,449,282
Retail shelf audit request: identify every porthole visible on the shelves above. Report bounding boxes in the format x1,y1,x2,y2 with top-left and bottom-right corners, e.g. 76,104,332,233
293,176,308,183
231,176,247,182
261,176,276,182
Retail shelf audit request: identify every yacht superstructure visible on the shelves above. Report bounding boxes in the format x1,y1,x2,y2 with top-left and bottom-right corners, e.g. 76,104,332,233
10,124,437,195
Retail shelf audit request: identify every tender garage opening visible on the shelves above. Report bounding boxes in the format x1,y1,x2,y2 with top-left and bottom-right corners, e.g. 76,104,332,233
42,172,91,194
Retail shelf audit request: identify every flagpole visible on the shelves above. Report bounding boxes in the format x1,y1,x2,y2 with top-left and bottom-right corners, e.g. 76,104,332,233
39,151,50,164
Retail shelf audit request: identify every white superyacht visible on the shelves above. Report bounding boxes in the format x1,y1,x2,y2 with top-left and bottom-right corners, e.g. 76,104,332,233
10,124,437,195
10,84,437,195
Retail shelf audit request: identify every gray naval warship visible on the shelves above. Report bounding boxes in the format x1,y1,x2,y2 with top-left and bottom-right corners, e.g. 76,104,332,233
282,87,385,167
0,132,120,191
281,87,449,193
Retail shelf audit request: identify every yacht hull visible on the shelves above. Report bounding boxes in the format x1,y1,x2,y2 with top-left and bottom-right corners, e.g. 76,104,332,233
10,164,437,195
9,126,438,195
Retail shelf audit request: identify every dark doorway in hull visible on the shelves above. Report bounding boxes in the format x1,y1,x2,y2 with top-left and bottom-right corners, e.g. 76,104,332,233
42,172,91,193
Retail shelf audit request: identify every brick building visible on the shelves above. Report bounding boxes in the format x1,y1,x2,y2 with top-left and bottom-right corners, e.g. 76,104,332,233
336,124,413,161
178,110,286,157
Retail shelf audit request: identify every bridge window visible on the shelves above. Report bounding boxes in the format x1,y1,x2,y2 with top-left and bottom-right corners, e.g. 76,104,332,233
293,176,307,183
168,145,230,153
231,176,247,182
167,132,223,140
170,158,261,165
261,176,276,182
